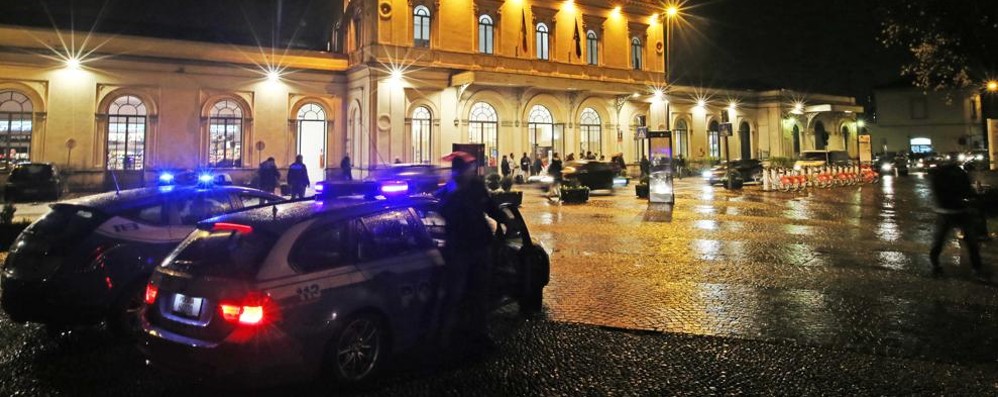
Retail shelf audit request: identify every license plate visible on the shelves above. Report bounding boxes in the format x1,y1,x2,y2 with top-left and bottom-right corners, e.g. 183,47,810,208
171,293,204,318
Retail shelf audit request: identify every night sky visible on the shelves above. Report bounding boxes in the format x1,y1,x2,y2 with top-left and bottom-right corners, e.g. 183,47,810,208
0,0,908,105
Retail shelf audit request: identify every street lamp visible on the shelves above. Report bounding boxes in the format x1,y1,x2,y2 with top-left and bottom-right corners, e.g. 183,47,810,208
987,80,998,92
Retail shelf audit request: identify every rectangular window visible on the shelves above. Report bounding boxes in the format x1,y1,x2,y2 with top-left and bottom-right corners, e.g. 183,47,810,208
290,222,348,273
356,210,427,262
586,35,598,65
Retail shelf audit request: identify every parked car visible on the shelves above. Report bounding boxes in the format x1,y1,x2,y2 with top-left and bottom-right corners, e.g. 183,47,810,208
4,162,62,202
793,150,851,170
562,160,616,190
0,184,284,338
875,154,909,176
961,149,990,171
140,184,549,385
702,159,764,185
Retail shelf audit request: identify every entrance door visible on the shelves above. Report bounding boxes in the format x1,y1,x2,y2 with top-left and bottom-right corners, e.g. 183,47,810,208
299,121,326,187
739,122,751,160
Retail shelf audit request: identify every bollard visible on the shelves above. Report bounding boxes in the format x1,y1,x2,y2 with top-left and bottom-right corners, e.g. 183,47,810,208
763,168,771,191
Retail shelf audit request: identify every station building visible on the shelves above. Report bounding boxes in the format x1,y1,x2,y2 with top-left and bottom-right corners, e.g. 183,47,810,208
0,0,862,189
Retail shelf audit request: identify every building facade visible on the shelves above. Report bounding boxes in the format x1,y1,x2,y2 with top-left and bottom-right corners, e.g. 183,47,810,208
0,0,861,189
870,85,985,155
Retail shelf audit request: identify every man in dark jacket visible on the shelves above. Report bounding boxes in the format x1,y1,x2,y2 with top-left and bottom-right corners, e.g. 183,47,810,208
287,154,310,199
547,153,563,199
257,157,280,194
500,155,511,178
340,154,352,181
520,153,530,176
929,162,985,280
435,151,503,353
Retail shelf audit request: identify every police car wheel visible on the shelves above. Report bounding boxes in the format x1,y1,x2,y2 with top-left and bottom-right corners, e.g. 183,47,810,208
107,283,145,340
325,313,388,384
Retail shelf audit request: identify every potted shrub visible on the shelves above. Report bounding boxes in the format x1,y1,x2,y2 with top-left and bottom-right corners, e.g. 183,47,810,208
560,179,590,204
635,175,650,198
491,176,523,206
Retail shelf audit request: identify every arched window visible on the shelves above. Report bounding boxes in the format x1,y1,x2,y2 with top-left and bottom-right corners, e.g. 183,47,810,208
0,90,33,168
107,95,147,170
208,100,244,168
411,106,432,164
708,120,721,158
586,31,598,65
414,6,431,48
536,23,550,60
579,108,601,155
674,119,689,158
631,37,643,70
528,105,558,156
469,102,499,169
478,15,494,54
297,103,327,186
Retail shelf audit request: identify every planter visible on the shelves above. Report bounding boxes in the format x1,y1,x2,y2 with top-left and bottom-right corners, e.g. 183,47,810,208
560,187,590,204
0,222,30,251
490,190,523,207
635,184,649,199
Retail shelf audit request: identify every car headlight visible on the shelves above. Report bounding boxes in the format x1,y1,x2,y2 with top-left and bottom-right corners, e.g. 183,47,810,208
976,154,985,161
880,164,892,172
958,154,967,162
701,170,712,179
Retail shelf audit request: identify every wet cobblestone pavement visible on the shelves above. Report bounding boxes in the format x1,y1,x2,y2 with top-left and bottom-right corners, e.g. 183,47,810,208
2,174,998,396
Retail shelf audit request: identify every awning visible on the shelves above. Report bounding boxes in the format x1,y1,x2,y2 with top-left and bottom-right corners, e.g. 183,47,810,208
804,104,864,114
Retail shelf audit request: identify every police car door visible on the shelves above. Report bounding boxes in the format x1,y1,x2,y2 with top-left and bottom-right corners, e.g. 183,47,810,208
354,208,439,345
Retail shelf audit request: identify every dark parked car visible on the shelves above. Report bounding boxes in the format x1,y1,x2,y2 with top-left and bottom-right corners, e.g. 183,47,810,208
4,162,62,202
366,163,446,194
703,159,763,185
0,184,283,338
140,185,549,385
562,161,616,190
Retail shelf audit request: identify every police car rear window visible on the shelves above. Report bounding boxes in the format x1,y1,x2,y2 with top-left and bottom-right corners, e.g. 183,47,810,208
166,229,276,278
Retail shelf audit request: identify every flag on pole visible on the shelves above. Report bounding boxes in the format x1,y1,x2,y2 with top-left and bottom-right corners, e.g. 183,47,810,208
521,9,529,54
573,20,582,59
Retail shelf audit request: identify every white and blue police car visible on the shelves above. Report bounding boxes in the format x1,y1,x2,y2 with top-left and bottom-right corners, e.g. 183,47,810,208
0,176,283,337
140,181,549,385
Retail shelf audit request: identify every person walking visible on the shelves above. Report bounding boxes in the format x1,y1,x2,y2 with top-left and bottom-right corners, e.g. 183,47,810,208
676,155,687,179
257,157,280,194
340,154,352,181
287,154,310,199
928,161,986,281
548,153,563,199
532,155,543,177
500,155,511,178
434,151,503,353
640,155,650,177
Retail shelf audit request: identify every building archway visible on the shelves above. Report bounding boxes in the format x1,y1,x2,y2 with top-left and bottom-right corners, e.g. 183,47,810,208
738,121,751,160
0,90,34,168
814,120,828,150
297,103,327,185
792,124,801,156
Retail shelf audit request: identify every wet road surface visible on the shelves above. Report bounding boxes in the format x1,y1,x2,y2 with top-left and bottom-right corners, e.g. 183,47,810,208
2,173,998,395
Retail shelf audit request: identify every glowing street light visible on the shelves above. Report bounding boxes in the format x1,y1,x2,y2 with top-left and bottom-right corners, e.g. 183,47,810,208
987,80,998,92
665,5,679,19
65,56,81,70
266,69,281,82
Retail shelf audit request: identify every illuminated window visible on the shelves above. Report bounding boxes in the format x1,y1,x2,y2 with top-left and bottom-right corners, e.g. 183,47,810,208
469,102,499,168
579,108,602,154
536,23,550,60
478,15,494,54
528,105,558,156
208,100,244,168
631,37,643,70
0,90,32,168
708,121,720,158
414,6,431,48
674,119,689,158
586,30,598,65
411,106,432,164
107,95,147,171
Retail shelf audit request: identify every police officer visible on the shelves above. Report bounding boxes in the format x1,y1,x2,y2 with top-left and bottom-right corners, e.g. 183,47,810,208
287,154,310,199
340,154,352,181
435,151,503,353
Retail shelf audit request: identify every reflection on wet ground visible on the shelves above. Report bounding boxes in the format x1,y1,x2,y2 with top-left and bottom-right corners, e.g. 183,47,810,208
521,174,998,363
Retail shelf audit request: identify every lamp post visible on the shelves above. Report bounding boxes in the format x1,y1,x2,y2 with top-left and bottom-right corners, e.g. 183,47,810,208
856,118,865,163
664,4,678,152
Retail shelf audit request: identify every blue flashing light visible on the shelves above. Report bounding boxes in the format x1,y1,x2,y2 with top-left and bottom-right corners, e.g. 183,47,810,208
158,172,175,184
198,173,214,184
314,183,325,193
380,181,409,195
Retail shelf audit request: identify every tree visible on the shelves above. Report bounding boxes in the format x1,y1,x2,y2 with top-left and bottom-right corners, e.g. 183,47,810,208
879,0,998,91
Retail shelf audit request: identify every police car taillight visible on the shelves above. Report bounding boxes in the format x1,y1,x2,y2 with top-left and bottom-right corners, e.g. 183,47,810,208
211,223,253,234
218,293,274,326
144,282,159,305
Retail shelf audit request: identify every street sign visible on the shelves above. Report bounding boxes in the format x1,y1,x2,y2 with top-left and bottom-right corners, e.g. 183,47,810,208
636,126,648,140
719,122,733,137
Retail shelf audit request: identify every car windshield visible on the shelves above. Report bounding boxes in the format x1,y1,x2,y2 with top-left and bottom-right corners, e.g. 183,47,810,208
164,228,277,279
801,152,827,161
9,165,53,182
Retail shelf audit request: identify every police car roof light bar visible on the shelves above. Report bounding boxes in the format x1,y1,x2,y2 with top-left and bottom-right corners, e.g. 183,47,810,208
316,181,380,200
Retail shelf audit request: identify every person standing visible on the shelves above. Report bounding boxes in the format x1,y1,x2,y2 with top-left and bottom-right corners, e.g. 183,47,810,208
676,155,687,179
257,157,280,194
640,155,650,177
434,151,503,353
532,155,543,177
520,153,530,177
287,154,310,199
340,154,352,181
928,162,986,281
500,155,511,178
548,153,563,199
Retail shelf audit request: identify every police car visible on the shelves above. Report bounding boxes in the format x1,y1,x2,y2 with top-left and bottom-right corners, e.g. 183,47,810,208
0,182,283,337
140,181,549,385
